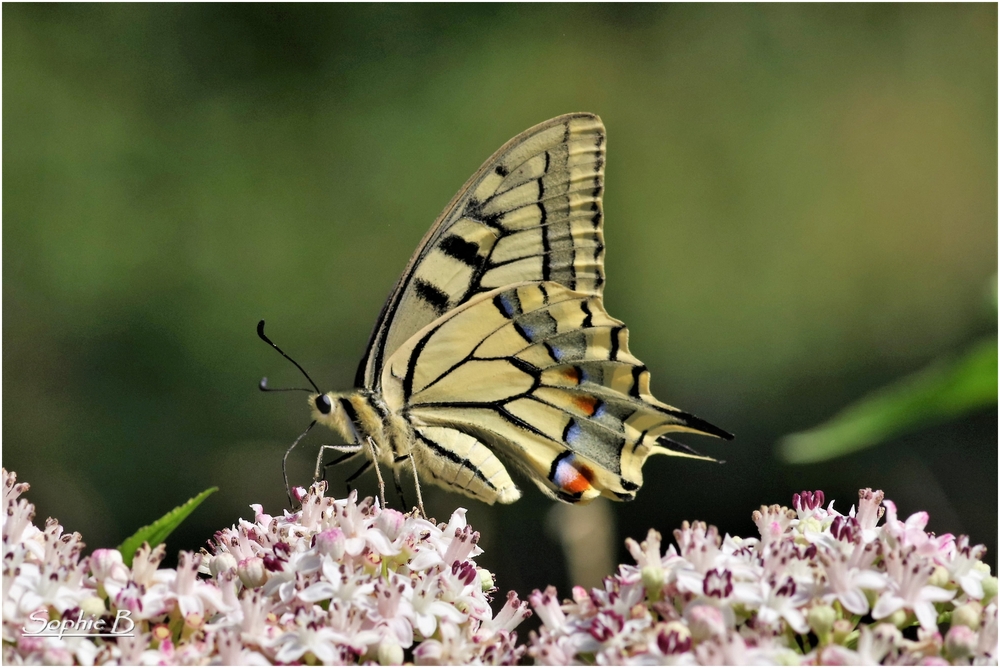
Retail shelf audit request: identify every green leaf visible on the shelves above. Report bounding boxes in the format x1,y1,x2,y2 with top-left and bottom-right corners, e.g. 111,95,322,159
117,487,218,567
778,337,997,464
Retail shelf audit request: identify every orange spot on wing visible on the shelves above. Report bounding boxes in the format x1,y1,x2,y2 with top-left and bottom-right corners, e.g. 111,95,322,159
563,367,580,384
561,466,592,494
572,395,599,416
554,457,595,495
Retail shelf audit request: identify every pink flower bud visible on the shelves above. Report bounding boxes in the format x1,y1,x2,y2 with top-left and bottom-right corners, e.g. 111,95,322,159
209,552,237,578
378,639,404,665
376,508,406,541
945,625,978,660
90,548,129,583
686,603,727,641
80,596,106,618
952,602,983,631
313,528,346,559
237,557,267,588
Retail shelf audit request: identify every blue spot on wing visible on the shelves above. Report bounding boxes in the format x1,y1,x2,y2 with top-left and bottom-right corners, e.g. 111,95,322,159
565,420,583,446
494,293,519,319
498,293,517,318
544,342,564,361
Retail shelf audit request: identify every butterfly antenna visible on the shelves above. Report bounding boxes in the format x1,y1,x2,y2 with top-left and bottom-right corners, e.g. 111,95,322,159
283,420,317,507
257,320,322,393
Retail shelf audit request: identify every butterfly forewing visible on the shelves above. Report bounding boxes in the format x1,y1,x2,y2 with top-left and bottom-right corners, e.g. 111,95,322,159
356,113,607,390
381,282,726,503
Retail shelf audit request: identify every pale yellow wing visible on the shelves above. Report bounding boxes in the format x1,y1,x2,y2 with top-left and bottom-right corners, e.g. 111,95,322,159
410,425,521,505
381,282,732,504
357,113,606,390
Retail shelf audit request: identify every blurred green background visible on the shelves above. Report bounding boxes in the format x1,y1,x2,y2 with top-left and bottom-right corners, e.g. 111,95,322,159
5,4,997,597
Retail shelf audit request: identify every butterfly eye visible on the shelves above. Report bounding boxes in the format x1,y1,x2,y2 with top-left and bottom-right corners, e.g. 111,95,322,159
315,395,332,415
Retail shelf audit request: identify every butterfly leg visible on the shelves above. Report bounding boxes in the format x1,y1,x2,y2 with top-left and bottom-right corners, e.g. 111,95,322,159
364,437,388,509
391,456,409,511
283,420,317,508
321,450,363,481
408,452,426,518
314,444,363,482
345,460,372,497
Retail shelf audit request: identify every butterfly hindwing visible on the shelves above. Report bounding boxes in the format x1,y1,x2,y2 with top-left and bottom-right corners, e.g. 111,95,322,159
357,113,607,391
381,282,729,503
412,426,520,505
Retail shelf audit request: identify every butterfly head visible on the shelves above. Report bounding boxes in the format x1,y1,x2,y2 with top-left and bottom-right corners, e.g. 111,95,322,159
311,392,333,419
310,391,374,448
309,391,345,432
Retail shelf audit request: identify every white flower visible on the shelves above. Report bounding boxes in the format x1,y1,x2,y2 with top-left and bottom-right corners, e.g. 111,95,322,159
335,491,399,557
817,546,887,615
411,568,467,637
297,554,376,606
371,575,416,647
208,551,237,578
162,552,228,617
480,590,531,636
881,499,948,560
529,586,567,630
872,547,955,631
1,469,527,666
945,535,989,600
259,543,322,603
413,617,475,664
237,556,268,588
744,575,811,634
976,602,998,659
852,487,885,541
13,559,88,617
626,528,664,569
820,623,902,664
684,601,728,640
271,618,346,664
751,504,795,546
88,549,130,600
4,469,994,665
113,579,170,621
129,543,166,587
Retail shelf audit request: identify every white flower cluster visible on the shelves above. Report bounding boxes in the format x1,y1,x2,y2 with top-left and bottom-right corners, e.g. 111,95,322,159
525,488,998,665
4,467,996,666
1,469,529,665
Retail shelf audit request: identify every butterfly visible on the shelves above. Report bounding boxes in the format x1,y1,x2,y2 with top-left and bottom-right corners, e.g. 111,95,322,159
260,112,732,511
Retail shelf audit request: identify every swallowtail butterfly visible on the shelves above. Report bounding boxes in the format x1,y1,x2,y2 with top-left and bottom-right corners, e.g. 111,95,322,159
262,113,732,509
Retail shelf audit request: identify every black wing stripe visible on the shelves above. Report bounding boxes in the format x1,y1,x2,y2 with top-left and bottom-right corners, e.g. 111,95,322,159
417,433,498,491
